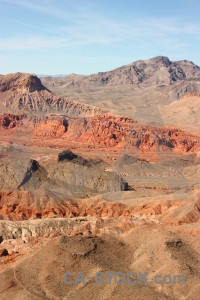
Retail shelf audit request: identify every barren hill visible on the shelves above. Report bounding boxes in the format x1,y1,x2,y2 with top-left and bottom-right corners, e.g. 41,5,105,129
159,92,200,133
41,56,200,132
0,73,101,117
42,56,200,87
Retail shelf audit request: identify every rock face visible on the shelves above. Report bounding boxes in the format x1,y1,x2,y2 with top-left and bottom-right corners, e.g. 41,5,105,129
0,159,41,190
85,56,200,86
0,248,8,257
21,114,200,153
33,119,67,138
0,153,128,203
58,150,78,162
0,73,102,117
63,114,200,152
40,56,200,133
0,190,199,224
43,56,200,86
42,56,200,88
0,73,45,93
0,113,25,129
0,113,199,153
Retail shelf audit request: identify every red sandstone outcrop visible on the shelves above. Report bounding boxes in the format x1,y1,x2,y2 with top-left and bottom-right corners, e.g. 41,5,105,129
33,120,67,138
0,190,199,227
0,113,199,153
32,114,200,153
0,114,25,129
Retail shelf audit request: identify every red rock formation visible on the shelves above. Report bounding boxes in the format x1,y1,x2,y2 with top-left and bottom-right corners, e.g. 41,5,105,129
33,120,67,138
62,114,200,152
0,191,199,227
0,113,199,153
0,114,25,129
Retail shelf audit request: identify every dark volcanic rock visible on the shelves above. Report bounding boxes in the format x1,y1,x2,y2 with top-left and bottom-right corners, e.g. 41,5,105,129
0,249,9,257
0,155,128,199
58,150,78,162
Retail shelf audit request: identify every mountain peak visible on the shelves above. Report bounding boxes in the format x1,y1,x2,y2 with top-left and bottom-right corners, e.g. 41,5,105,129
146,56,171,66
0,72,46,93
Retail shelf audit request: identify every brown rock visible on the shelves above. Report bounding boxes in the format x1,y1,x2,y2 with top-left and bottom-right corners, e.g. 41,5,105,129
0,248,9,257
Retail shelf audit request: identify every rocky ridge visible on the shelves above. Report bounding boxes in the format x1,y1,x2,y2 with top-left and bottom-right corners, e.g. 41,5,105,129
42,56,200,87
0,113,199,153
0,73,102,117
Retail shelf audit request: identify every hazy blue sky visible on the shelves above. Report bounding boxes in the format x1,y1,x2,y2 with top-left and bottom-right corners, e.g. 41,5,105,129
0,0,200,75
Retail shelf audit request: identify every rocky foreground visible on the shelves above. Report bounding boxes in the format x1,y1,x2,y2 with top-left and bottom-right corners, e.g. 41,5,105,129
0,149,199,299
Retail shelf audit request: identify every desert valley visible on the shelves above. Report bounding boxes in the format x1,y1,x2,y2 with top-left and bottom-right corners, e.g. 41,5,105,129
0,56,200,299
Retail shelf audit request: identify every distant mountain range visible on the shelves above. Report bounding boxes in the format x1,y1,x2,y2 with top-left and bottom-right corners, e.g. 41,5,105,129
41,56,200,86
40,56,200,132
1,56,200,132
38,74,67,78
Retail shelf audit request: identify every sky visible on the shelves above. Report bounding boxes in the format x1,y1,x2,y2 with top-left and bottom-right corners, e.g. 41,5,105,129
0,0,200,75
